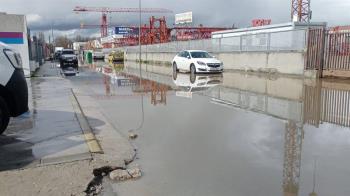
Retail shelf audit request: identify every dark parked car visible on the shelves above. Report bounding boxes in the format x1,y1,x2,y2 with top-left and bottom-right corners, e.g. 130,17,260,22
54,50,62,61
0,42,29,134
59,49,78,70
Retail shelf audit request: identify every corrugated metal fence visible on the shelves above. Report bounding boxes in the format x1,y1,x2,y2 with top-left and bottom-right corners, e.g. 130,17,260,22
306,27,350,76
305,28,325,70
324,30,350,70
304,84,350,127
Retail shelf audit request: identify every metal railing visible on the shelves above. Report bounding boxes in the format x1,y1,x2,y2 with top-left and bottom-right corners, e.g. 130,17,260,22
120,29,307,53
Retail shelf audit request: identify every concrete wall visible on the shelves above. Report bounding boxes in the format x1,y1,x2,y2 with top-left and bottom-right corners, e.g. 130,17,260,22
125,51,306,76
125,52,174,64
218,52,305,75
0,13,31,77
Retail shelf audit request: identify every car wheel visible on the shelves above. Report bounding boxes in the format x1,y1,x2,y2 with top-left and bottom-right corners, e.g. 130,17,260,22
173,70,177,80
190,72,196,84
0,97,10,135
190,64,196,75
173,62,178,72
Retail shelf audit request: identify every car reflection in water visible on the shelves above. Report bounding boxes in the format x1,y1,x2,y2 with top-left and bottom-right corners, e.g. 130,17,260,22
172,71,223,98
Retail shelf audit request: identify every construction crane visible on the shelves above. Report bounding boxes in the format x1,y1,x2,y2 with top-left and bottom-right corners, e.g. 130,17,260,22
73,6,172,38
291,0,311,22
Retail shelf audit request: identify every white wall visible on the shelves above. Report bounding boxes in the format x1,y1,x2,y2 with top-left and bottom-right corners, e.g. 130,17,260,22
0,13,30,77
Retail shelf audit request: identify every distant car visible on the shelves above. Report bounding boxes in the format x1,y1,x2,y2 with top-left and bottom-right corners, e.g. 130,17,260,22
54,50,62,61
59,49,78,70
0,42,28,134
93,51,105,60
107,51,124,63
172,50,223,74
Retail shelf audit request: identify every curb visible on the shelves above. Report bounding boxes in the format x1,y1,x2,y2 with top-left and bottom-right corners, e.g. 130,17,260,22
70,89,104,154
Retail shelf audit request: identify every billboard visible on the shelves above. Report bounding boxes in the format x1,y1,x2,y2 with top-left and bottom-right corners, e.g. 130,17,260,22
175,12,193,25
115,27,139,36
251,19,272,27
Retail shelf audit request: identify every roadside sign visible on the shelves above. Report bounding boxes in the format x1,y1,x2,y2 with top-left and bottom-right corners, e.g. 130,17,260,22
115,27,139,35
175,12,193,25
117,79,137,87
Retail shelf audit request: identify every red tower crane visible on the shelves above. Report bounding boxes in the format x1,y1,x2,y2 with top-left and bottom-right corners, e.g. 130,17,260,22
291,0,311,22
73,6,172,38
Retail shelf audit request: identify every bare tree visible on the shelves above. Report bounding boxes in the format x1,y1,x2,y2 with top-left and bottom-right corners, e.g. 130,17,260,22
55,36,73,48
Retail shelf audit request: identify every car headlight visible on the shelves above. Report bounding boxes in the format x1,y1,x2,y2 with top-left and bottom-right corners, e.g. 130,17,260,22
220,62,224,66
197,61,206,66
4,49,22,69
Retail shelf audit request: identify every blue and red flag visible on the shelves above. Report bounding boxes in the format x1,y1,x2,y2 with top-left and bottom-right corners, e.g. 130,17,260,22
0,32,24,44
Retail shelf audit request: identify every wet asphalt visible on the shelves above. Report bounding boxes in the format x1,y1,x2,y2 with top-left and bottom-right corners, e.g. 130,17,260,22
0,63,94,171
66,62,350,196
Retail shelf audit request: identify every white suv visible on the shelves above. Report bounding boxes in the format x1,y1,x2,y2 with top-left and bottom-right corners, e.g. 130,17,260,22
172,50,224,74
0,42,28,134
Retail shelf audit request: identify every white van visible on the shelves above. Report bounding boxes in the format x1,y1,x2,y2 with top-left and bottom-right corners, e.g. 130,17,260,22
0,42,28,134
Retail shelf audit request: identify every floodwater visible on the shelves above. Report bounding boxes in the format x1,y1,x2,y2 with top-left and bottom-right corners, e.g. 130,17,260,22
70,62,350,196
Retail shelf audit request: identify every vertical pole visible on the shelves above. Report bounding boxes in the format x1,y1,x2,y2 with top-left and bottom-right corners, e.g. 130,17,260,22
51,22,54,54
139,0,142,83
240,35,243,51
267,33,271,51
308,0,311,23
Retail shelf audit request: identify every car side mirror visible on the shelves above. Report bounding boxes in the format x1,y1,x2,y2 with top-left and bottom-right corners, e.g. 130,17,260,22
212,56,216,58
187,56,191,59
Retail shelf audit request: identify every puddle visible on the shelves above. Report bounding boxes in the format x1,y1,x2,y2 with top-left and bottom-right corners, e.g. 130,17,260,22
68,63,350,196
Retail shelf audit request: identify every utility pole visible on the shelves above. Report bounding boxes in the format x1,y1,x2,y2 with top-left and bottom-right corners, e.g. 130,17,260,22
139,0,142,83
51,22,55,53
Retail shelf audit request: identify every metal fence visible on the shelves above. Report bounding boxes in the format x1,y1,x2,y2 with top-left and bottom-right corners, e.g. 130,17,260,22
324,31,350,70
304,84,350,127
121,29,307,53
305,28,325,70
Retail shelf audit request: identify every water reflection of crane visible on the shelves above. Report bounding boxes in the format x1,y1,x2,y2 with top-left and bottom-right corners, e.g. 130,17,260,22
283,121,304,196
133,78,171,106
103,74,111,96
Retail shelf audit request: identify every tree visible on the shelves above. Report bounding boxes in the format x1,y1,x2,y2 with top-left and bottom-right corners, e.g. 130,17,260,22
54,36,73,48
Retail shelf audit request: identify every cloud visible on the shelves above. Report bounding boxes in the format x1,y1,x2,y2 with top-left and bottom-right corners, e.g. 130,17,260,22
0,0,349,37
26,14,42,23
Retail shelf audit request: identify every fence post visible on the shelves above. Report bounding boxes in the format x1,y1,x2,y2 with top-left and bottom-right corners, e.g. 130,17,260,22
320,28,327,78
267,33,271,51
240,35,243,51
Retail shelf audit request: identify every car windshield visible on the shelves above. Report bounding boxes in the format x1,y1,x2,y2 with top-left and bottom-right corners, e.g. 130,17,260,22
62,50,74,55
190,52,212,58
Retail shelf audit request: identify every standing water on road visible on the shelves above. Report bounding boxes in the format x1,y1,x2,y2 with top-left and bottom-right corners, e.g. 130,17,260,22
68,62,350,196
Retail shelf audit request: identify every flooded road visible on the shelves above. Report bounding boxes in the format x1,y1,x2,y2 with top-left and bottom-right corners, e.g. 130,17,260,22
69,62,350,196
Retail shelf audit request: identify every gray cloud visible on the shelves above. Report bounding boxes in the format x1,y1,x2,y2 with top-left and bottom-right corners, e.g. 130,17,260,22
1,0,349,37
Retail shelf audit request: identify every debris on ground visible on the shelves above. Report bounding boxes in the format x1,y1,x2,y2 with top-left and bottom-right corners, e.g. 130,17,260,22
129,133,138,139
109,169,132,181
109,167,142,181
127,167,142,179
85,166,125,196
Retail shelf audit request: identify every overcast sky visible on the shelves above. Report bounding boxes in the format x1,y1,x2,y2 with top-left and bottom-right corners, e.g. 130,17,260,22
1,0,349,38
